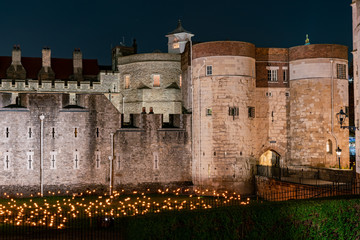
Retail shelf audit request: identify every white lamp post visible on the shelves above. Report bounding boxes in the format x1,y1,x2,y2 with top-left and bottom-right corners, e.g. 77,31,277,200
336,146,342,169
39,114,45,196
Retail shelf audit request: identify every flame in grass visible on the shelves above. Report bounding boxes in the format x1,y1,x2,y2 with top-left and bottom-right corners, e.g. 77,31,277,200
0,188,249,228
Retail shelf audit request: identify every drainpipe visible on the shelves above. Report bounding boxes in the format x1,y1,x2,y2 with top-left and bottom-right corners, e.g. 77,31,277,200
39,114,45,196
197,60,206,187
122,96,125,114
109,133,114,195
330,59,339,164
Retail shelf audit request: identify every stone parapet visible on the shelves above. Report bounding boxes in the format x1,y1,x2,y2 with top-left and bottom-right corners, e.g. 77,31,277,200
192,41,255,59
289,44,348,61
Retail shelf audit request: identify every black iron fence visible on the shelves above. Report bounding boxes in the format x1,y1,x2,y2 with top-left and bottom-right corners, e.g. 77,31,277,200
256,165,354,184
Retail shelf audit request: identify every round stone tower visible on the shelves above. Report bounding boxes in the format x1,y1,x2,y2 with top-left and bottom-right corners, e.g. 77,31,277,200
191,41,256,194
289,44,349,168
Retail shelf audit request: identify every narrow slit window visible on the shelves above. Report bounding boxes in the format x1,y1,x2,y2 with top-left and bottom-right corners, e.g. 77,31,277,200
50,152,57,170
28,127,32,139
96,128,99,138
74,151,79,169
4,152,10,170
27,151,34,170
154,153,159,170
6,128,9,138
117,155,121,170
74,128,78,138
95,151,101,169
52,128,55,139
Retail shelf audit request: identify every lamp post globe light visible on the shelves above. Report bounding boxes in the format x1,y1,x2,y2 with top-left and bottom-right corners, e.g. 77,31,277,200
336,146,342,169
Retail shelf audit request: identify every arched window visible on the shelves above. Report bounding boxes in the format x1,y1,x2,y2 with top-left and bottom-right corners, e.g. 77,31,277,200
326,140,333,154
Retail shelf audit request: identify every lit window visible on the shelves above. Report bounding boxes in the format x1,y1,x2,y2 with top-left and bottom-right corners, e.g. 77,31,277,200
173,42,179,49
153,74,160,87
267,70,278,82
337,64,346,79
179,75,182,87
206,66,212,76
124,75,130,89
326,140,333,154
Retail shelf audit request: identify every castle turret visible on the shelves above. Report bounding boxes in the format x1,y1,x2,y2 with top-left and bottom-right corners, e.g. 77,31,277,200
190,41,256,194
6,45,26,79
289,44,349,167
166,20,194,54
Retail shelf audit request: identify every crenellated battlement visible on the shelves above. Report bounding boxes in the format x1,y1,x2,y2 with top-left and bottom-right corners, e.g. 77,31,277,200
0,74,119,93
120,113,191,131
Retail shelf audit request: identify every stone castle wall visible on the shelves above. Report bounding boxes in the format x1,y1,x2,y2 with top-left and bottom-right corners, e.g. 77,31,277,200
0,93,191,196
114,114,192,189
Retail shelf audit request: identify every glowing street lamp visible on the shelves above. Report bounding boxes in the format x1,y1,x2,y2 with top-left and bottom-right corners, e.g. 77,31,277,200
336,146,342,169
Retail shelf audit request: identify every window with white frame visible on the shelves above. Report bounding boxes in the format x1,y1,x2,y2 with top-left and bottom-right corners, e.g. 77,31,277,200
4,151,10,170
124,75,130,89
50,151,57,169
74,150,80,169
153,74,160,87
95,150,101,169
27,151,34,170
206,66,213,76
336,64,346,79
267,66,279,82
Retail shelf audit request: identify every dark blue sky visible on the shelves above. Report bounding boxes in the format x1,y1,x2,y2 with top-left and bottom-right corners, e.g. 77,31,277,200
0,0,352,65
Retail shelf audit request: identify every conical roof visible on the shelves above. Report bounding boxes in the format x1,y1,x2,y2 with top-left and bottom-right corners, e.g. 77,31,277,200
168,20,192,34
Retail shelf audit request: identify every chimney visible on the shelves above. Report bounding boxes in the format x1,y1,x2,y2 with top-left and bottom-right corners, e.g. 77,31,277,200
38,47,55,81
11,45,21,65
6,45,26,79
42,47,51,69
73,49,82,72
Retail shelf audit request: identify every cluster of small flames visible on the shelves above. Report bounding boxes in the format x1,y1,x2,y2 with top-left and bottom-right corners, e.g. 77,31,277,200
0,189,250,229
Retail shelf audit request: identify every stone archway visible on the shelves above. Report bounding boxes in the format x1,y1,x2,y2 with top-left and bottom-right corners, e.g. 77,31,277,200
259,150,280,167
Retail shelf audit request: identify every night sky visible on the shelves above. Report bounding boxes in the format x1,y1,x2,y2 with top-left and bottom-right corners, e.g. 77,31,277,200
0,0,352,65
